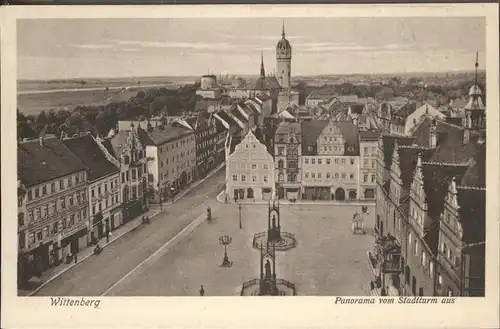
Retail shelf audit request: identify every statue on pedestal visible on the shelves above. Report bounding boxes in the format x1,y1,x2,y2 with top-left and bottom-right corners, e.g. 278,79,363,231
265,260,272,279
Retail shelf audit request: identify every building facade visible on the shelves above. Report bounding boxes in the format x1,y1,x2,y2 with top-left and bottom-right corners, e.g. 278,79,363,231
63,134,122,243
101,126,149,222
359,130,380,200
226,131,275,201
18,136,89,284
274,122,302,200
301,120,360,201
138,121,196,203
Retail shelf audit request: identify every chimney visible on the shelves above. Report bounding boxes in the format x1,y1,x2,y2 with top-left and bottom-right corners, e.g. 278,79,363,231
429,119,437,148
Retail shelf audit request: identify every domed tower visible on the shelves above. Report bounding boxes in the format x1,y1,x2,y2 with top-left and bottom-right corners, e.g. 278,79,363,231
276,21,292,90
463,51,486,138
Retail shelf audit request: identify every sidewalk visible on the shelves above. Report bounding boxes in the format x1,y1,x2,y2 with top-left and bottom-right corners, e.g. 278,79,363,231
216,191,375,207
20,162,225,297
19,208,161,296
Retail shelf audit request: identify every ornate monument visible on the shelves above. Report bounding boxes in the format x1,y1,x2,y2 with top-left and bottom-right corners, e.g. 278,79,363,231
252,200,297,251
240,240,297,296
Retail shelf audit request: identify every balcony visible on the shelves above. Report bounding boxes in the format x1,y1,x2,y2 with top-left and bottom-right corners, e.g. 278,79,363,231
375,234,403,274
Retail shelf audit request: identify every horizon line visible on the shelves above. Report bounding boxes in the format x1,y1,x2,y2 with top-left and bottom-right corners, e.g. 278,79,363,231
18,69,484,82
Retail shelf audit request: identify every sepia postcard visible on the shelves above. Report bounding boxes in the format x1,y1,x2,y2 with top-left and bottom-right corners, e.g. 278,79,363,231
1,4,499,329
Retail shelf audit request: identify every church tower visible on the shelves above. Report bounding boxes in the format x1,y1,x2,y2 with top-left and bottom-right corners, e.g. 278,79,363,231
276,21,292,91
463,51,486,142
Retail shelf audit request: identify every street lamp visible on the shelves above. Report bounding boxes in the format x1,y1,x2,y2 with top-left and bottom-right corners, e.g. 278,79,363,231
170,187,175,203
157,183,163,211
218,234,233,267
238,202,242,229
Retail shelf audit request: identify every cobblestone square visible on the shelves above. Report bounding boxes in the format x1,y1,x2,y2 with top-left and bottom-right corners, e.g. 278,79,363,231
109,202,376,296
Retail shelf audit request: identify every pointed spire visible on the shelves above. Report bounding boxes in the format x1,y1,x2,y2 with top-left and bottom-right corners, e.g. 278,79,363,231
282,20,286,38
475,50,479,86
260,51,266,78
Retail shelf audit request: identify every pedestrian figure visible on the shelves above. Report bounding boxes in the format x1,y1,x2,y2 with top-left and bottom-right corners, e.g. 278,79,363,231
74,253,78,264
199,285,205,296
107,231,111,243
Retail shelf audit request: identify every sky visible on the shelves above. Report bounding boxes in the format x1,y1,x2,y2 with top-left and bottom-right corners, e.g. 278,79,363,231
17,17,485,80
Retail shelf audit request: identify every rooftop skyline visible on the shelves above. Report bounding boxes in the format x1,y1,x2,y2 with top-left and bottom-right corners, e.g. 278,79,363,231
17,17,485,80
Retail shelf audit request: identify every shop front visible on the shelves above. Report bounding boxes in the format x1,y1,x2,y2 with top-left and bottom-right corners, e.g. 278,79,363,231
304,186,330,200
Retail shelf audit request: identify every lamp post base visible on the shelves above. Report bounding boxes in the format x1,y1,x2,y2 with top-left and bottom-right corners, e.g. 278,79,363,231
220,253,232,267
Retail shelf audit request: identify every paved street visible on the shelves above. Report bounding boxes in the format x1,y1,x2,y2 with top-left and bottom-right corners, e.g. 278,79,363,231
107,203,375,296
32,169,225,296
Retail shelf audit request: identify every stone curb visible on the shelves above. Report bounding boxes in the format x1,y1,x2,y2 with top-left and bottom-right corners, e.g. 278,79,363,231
27,164,225,297
27,211,161,296
216,191,375,207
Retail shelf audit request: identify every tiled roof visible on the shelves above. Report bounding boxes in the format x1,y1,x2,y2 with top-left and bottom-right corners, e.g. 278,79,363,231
457,188,486,243
275,122,301,135
185,116,198,129
215,118,228,134
231,105,248,123
398,146,434,200
411,117,462,149
18,136,87,187
349,103,365,115
421,163,469,218
238,103,254,117
429,128,483,164
252,76,282,90
334,121,360,156
301,120,329,155
394,102,417,118
62,134,119,182
215,111,237,127
460,141,486,188
137,123,193,146
359,130,381,140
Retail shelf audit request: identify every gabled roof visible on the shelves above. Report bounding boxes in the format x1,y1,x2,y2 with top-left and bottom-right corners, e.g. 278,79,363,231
460,141,486,188
252,76,281,90
301,120,329,155
394,102,417,118
421,162,469,218
215,118,228,134
137,123,193,146
215,111,237,127
18,136,87,187
411,117,462,148
398,146,434,200
275,122,301,136
230,105,248,123
62,134,119,182
429,128,483,164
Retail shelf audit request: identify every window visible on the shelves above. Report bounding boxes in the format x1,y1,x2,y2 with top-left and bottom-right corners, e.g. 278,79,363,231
414,240,419,256
305,158,309,164
350,158,355,165
278,174,284,182
305,173,309,179
60,180,65,189
363,174,368,182
318,173,322,179
326,158,331,164
36,230,42,241
335,173,339,179
121,173,125,183
278,160,284,169
28,210,34,222
252,164,257,170
335,158,339,164
263,164,268,170
364,159,369,168
69,195,74,206
68,176,73,187
371,174,376,182
318,159,322,165
364,147,368,154
69,214,75,226
27,190,33,201
421,251,426,268
232,175,237,181
53,222,58,234
83,209,87,219
312,173,316,178
326,173,331,179
324,146,327,151
35,188,40,198
311,159,316,165
62,218,67,229
241,175,246,182
454,256,460,268
252,176,257,182
341,173,346,179
342,159,346,164
29,233,35,245
264,176,268,182
429,262,434,278
372,160,376,169
91,189,95,198
51,183,56,193
35,207,41,219
43,226,49,238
